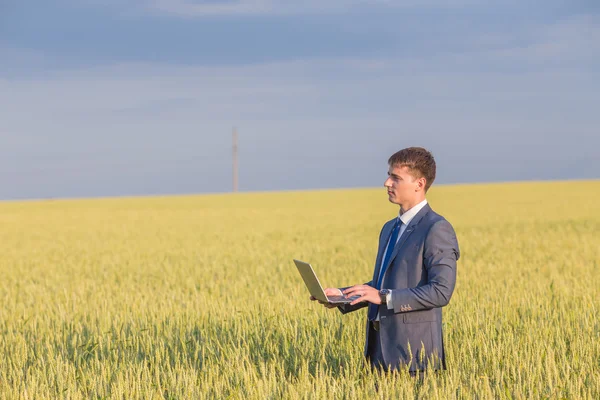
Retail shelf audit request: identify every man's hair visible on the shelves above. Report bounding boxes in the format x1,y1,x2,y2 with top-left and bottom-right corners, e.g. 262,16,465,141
388,147,436,192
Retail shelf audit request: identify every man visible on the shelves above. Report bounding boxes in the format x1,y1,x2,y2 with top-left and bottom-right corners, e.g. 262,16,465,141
311,147,460,374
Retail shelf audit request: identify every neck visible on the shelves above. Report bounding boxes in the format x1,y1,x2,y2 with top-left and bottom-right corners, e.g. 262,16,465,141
399,197,426,215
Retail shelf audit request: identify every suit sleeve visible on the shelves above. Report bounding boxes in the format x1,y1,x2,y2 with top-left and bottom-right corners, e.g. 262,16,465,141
391,219,460,313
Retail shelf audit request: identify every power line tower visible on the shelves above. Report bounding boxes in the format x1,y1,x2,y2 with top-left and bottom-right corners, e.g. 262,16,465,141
232,127,239,193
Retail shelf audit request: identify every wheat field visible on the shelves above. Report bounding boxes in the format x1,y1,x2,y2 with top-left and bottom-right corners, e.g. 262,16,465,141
0,180,599,399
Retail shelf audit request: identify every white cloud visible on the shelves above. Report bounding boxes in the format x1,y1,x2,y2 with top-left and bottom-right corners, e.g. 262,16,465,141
150,0,277,16
143,0,479,17
63,0,392,16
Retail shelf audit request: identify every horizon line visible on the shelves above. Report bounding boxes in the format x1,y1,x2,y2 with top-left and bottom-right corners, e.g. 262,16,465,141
1,177,597,204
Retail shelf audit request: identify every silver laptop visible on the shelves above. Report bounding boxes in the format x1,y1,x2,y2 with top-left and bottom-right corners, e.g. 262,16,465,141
293,259,360,304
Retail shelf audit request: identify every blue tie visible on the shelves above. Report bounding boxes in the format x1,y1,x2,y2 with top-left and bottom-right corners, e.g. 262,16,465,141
368,219,402,321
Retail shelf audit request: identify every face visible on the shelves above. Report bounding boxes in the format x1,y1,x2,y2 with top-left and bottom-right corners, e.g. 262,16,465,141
384,165,426,209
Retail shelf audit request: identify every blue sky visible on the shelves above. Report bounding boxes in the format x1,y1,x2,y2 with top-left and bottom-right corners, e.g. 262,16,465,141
1,0,598,199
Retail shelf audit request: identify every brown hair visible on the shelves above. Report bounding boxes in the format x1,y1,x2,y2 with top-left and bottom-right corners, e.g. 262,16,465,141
388,147,436,192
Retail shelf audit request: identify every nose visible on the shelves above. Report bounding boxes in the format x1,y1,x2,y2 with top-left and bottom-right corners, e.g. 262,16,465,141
384,177,392,188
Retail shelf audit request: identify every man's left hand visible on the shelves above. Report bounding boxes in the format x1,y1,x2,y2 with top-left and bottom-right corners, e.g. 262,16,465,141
343,285,381,306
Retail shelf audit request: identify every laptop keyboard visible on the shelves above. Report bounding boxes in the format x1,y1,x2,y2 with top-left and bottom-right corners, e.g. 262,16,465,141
328,295,360,302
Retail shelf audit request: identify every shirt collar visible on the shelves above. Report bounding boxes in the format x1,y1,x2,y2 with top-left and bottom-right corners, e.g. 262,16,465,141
398,198,428,226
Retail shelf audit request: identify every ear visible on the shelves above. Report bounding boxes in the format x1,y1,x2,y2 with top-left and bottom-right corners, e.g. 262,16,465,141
416,177,426,192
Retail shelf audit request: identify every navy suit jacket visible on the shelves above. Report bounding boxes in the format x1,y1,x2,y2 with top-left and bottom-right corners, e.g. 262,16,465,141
339,204,460,371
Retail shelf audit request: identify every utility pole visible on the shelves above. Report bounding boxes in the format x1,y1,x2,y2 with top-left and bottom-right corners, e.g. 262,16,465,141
232,127,238,193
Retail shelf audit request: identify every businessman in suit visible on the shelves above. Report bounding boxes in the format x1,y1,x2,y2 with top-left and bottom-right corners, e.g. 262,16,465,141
312,147,460,374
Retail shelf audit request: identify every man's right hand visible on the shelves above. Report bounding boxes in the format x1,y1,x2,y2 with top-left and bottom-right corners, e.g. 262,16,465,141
310,288,343,309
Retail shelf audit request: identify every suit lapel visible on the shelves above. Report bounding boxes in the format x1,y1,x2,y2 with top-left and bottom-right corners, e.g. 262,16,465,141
380,204,431,281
